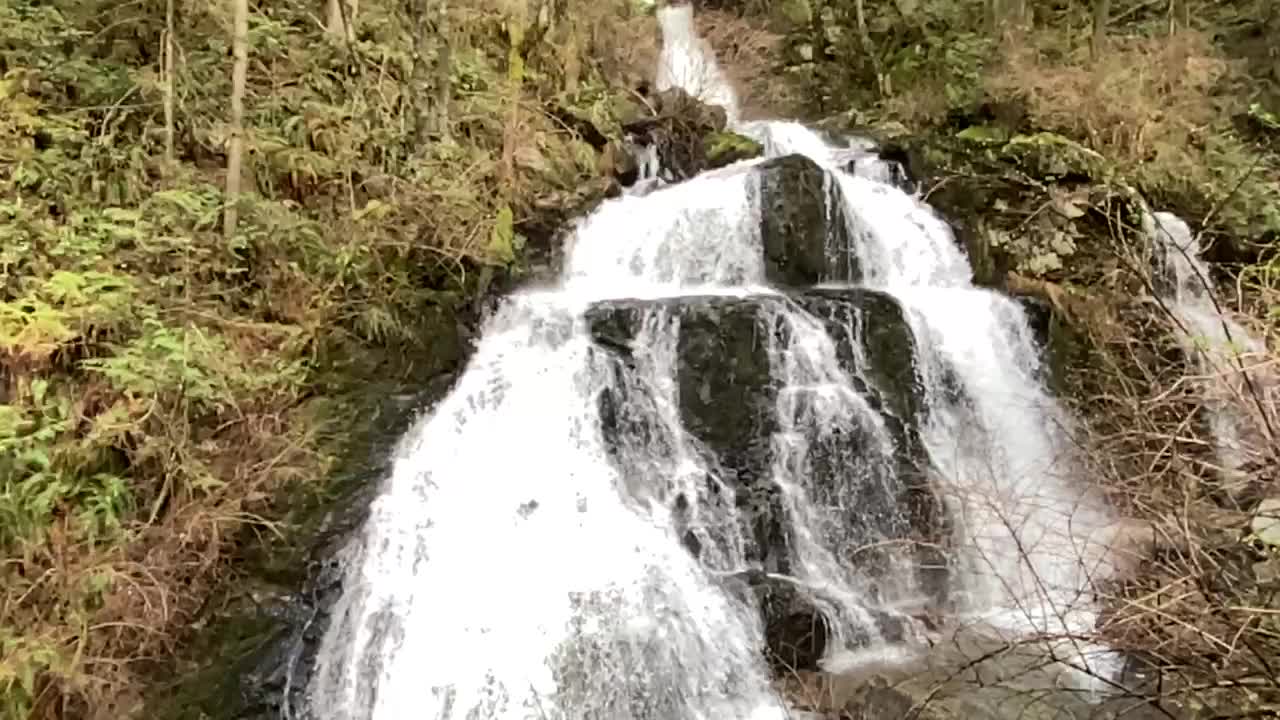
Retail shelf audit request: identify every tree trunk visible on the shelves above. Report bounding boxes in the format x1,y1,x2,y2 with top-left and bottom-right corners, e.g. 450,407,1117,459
1091,0,1111,58
411,0,431,146
327,0,357,40
434,0,450,142
501,6,525,193
162,0,175,164
1169,0,1191,33
223,0,249,240
327,0,342,38
853,0,884,96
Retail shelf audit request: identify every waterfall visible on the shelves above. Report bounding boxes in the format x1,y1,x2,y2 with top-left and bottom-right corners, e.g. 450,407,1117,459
304,7,1125,718
737,107,1113,666
1147,211,1274,477
655,4,740,125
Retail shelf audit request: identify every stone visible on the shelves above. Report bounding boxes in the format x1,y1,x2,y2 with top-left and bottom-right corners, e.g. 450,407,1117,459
1085,518,1161,579
587,288,948,620
729,570,831,673
591,294,790,570
1253,557,1280,584
756,154,859,287
704,130,764,168
842,678,915,720
776,0,812,28
621,87,731,181
1251,497,1280,547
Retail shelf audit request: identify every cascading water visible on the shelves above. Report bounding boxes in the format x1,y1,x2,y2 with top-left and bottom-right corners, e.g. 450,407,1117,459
304,6,1124,718
655,4,740,126
1147,211,1274,477
736,112,1115,670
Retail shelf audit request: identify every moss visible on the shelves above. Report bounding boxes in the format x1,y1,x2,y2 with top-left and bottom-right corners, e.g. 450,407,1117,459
776,0,813,28
704,130,764,168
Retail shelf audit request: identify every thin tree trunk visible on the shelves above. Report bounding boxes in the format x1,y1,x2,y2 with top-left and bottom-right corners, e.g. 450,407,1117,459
1092,0,1111,58
411,0,432,146
223,0,249,240
501,8,524,193
327,0,344,38
434,0,450,142
1169,0,1190,33
853,0,884,96
327,0,357,40
162,0,175,164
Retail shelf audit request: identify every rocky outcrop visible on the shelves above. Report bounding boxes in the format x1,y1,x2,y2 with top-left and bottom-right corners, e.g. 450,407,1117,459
588,287,947,669
757,154,859,286
622,87,764,181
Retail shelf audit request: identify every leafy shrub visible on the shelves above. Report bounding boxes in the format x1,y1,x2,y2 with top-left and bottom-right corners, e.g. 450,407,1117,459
0,0,646,715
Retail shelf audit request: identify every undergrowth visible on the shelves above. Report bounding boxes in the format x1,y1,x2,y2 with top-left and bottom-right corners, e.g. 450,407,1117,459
0,0,653,716
810,0,1280,257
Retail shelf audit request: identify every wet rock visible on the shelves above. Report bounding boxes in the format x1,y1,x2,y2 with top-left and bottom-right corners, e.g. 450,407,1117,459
757,154,859,286
591,294,790,570
795,289,948,601
727,570,830,673
588,289,946,599
621,87,731,181
841,677,915,720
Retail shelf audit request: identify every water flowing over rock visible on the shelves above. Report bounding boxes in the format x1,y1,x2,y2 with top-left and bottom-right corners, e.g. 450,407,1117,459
1147,210,1277,482
299,6,1126,719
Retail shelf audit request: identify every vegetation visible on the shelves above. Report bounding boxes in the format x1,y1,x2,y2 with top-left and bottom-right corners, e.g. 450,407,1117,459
0,0,654,715
783,0,1279,257
4,0,1278,716
743,0,1280,714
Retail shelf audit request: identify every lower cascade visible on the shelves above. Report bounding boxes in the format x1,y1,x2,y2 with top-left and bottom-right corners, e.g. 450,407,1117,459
303,7,1126,719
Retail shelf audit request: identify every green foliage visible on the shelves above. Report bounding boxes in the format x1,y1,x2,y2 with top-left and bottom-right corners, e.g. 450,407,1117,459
0,380,130,549
704,130,764,167
0,0,640,714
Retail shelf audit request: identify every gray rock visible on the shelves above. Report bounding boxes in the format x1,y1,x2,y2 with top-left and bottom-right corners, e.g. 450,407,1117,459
757,154,859,287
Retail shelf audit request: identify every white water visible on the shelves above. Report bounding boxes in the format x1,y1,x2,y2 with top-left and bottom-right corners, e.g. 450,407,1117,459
735,96,1113,656
655,4,740,125
306,7,1123,718
1147,211,1274,477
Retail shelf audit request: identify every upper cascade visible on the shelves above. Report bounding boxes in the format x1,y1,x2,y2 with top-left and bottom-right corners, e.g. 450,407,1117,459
655,3,741,126
301,6,1126,719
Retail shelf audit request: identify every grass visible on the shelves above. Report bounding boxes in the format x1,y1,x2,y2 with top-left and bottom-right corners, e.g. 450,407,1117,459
0,0,652,715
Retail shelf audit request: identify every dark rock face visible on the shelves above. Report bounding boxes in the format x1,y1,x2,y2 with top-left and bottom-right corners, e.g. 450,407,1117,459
724,570,830,673
588,288,949,666
757,154,859,286
791,290,948,604
592,294,791,572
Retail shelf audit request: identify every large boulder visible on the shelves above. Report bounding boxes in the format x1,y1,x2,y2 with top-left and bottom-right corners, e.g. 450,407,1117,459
591,292,789,571
757,154,860,286
587,288,947,610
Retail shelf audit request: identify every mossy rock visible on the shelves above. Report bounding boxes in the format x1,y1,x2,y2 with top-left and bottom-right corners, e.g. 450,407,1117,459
775,0,813,28
704,130,764,168
896,126,1149,289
